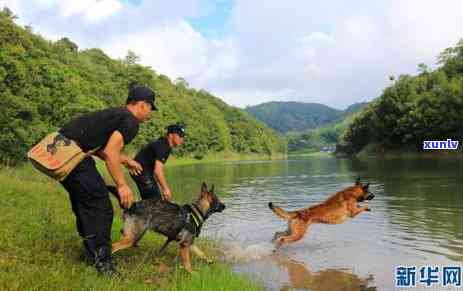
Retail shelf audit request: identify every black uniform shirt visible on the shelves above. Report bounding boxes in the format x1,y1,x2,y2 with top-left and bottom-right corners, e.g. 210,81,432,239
134,137,171,174
59,107,139,151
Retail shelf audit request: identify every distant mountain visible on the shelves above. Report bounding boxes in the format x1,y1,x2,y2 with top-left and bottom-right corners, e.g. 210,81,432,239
286,107,364,152
245,101,368,134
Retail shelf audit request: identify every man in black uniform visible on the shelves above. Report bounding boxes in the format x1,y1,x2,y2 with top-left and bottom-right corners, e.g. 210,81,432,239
59,85,156,276
130,123,185,201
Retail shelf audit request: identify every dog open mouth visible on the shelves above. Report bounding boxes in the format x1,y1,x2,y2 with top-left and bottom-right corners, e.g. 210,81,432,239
357,193,375,202
365,193,375,200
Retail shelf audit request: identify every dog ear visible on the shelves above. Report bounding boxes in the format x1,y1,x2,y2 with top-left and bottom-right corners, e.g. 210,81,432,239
211,184,215,193
362,183,370,191
355,177,361,186
201,182,208,193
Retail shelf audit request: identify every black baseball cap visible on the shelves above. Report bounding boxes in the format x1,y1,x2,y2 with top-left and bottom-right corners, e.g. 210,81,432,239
126,86,157,110
167,123,186,138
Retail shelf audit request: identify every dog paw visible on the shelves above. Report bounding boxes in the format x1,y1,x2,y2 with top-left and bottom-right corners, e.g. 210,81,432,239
179,265,192,274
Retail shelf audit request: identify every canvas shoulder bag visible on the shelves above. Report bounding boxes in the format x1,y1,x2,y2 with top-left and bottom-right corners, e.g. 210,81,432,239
27,132,97,181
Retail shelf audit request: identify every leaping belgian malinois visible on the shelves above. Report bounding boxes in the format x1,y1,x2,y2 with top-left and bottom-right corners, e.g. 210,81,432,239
268,178,374,251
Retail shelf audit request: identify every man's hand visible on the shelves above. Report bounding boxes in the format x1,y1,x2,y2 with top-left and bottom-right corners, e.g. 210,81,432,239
126,159,143,176
162,187,172,201
154,160,172,201
118,184,134,209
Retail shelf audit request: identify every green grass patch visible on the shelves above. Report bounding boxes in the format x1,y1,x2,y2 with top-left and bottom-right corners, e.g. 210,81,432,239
154,151,286,167
0,166,262,291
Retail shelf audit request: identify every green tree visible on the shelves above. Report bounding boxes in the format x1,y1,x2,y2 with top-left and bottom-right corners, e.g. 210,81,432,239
0,11,286,164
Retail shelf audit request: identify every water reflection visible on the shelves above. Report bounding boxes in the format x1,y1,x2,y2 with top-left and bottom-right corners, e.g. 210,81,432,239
275,256,376,291
163,156,463,290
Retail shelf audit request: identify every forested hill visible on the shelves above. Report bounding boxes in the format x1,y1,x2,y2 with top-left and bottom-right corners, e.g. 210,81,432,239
0,8,286,164
245,102,343,133
245,101,368,134
338,40,463,155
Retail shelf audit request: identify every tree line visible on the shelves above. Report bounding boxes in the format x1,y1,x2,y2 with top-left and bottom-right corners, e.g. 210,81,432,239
337,40,463,155
0,8,286,165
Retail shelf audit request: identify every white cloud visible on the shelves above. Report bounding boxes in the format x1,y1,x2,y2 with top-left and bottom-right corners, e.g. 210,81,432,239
298,32,334,45
205,0,463,108
1,0,123,23
0,0,22,14
103,19,238,88
57,0,123,22
388,0,463,61
2,0,463,109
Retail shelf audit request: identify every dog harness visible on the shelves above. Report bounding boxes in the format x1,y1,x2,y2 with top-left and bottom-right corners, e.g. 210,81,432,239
182,204,205,237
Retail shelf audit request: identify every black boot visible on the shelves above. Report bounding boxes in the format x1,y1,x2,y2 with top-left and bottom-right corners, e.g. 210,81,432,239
81,235,97,265
80,247,95,265
94,246,120,277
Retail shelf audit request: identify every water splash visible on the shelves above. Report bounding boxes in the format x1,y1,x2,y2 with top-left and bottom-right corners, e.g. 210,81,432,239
222,241,275,262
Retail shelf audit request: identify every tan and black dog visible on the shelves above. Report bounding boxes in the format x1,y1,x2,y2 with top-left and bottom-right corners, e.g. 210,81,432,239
111,182,225,273
269,178,374,250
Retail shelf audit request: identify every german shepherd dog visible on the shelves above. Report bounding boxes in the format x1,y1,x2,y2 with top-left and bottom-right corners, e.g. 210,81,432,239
268,178,374,251
111,182,225,273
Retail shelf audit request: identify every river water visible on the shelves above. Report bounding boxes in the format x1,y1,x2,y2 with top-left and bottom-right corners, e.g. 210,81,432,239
166,156,463,291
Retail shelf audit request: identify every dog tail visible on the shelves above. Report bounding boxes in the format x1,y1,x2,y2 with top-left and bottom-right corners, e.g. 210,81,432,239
268,202,298,220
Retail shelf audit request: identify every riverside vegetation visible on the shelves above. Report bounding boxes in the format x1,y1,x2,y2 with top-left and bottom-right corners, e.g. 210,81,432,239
0,8,286,166
0,7,268,290
0,163,263,291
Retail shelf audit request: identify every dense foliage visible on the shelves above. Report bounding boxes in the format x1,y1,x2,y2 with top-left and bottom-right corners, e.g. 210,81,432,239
0,9,286,164
245,101,346,134
344,102,369,115
338,40,463,154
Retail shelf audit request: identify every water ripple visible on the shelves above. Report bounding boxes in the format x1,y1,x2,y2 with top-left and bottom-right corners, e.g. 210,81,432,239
198,157,463,291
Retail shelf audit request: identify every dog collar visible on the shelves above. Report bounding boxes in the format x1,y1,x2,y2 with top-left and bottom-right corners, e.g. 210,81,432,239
184,204,205,237
190,204,205,224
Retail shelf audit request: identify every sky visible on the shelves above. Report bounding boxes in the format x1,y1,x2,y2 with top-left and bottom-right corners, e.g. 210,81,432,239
1,0,462,109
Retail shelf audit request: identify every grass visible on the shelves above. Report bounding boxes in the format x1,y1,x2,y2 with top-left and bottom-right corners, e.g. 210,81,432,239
287,148,334,158
155,151,286,167
0,164,262,291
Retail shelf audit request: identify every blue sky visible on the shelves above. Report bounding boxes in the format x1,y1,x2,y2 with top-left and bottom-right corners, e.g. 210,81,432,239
1,0,463,109
186,0,233,38
122,0,233,38
121,0,142,5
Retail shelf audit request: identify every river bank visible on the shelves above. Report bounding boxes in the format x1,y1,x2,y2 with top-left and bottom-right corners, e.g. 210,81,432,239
0,165,263,291
166,151,287,166
335,142,463,160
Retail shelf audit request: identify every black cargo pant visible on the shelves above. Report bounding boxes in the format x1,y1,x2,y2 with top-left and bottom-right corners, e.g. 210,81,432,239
61,157,113,255
130,173,162,200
